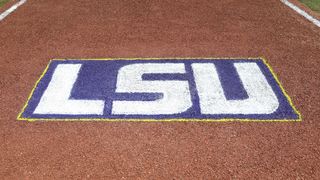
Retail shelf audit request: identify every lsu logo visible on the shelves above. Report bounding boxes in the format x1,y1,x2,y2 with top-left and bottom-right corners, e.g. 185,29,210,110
18,58,301,121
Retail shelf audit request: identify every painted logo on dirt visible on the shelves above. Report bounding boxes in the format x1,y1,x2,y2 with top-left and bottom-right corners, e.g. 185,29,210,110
18,58,301,121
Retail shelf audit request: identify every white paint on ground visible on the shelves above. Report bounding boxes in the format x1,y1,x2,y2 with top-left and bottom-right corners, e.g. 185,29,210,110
0,0,27,21
192,62,279,114
31,62,282,116
34,64,105,115
112,63,192,115
281,0,320,28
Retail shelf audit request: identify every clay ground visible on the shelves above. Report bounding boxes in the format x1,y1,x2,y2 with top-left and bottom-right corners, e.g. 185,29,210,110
0,0,320,179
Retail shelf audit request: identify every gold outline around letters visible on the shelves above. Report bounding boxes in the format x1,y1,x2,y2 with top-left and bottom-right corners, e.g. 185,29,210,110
17,57,302,122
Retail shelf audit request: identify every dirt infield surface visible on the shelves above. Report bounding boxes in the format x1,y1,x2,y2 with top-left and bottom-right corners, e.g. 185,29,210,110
1,0,320,179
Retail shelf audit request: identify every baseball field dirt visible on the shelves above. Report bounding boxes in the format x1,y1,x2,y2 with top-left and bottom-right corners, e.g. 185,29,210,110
0,0,319,178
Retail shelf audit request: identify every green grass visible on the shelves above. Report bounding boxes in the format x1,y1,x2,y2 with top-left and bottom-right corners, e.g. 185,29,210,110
0,0,10,8
299,0,320,13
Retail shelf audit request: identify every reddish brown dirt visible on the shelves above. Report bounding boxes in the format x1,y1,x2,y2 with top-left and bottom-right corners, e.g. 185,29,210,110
1,0,320,179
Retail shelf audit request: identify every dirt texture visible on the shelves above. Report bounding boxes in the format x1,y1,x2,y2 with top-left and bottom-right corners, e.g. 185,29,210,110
0,0,320,179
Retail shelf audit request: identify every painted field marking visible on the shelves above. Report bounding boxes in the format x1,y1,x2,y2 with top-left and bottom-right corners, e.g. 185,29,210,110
18,58,301,122
281,0,320,28
0,0,27,21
